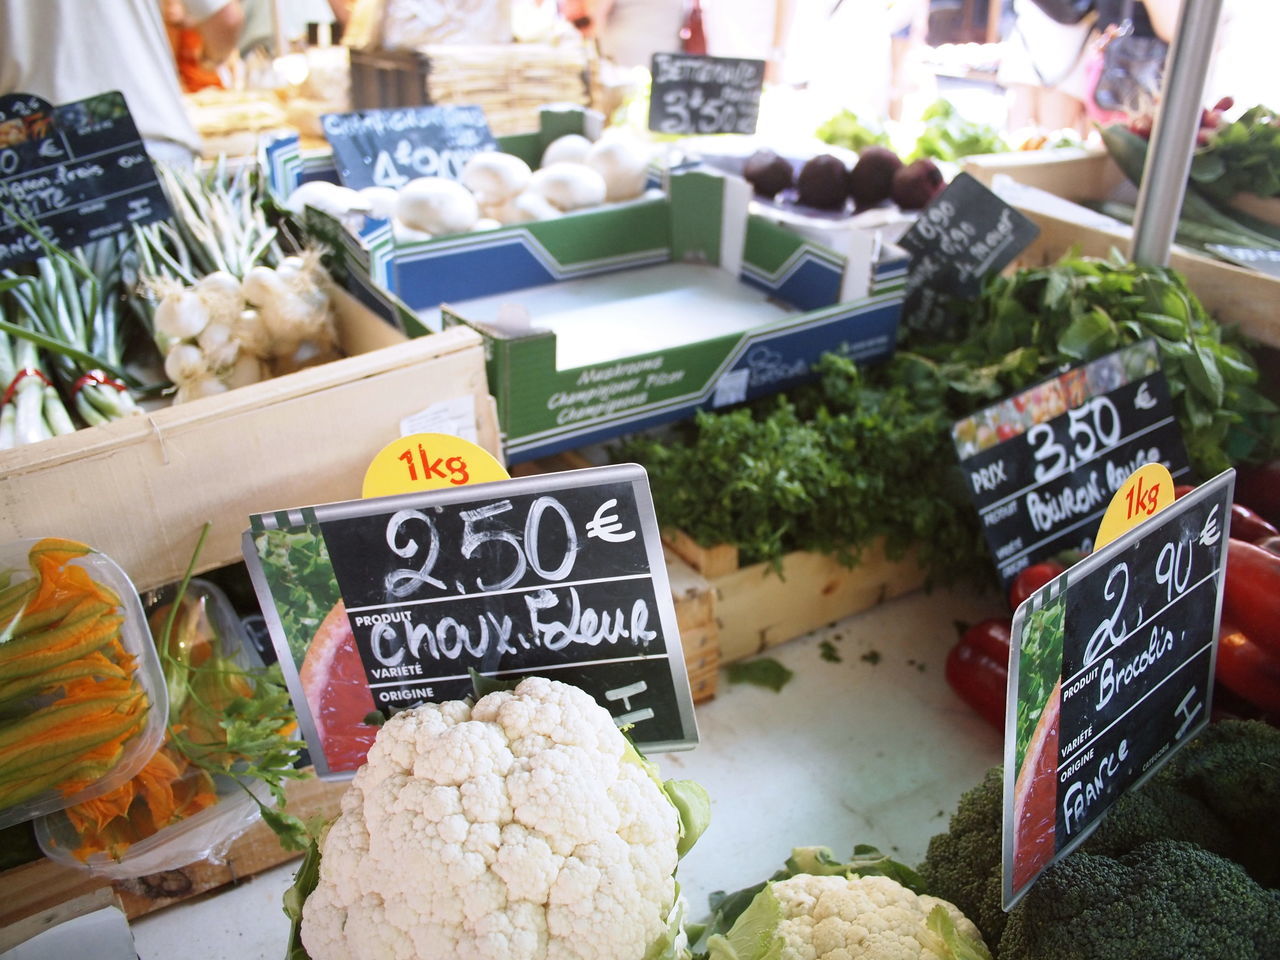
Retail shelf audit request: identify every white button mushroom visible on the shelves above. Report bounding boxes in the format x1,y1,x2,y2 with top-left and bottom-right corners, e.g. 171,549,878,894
395,177,481,236
586,136,652,202
461,151,534,207
358,185,400,221
540,133,593,168
527,162,608,212
492,191,564,225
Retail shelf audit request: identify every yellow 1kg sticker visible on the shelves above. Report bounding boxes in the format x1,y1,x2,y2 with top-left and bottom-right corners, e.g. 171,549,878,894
362,433,508,498
1094,462,1175,550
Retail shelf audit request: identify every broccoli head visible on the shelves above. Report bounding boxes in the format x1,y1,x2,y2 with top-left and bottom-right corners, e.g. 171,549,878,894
918,766,1009,949
999,839,1280,960
917,719,1280,954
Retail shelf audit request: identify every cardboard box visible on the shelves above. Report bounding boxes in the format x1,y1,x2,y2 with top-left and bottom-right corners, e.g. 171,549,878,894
429,169,905,462
0,290,497,593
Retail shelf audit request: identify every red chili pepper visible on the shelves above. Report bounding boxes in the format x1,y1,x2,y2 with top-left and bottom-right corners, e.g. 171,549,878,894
1222,538,1280,658
1009,562,1065,612
1234,460,1280,529
945,619,1012,730
1215,618,1280,716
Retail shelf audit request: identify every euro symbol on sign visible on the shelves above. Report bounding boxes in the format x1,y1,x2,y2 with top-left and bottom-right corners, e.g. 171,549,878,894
586,499,635,543
1133,383,1157,410
1198,510,1221,548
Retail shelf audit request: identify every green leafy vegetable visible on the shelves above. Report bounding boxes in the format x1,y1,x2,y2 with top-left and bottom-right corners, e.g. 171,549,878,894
1191,105,1280,202
819,640,842,663
725,658,794,692
910,100,1009,163
614,352,988,584
815,109,890,153
918,250,1279,478
927,903,995,960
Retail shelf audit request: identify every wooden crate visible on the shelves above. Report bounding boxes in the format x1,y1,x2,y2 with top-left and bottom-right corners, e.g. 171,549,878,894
347,43,591,136
0,774,349,944
662,533,928,665
963,148,1280,351
0,290,498,593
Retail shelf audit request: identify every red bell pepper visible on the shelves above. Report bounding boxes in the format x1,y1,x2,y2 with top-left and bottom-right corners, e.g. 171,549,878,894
1009,561,1065,612
1216,618,1280,717
1222,538,1280,658
945,619,1011,730
1173,483,1279,543
1234,460,1280,530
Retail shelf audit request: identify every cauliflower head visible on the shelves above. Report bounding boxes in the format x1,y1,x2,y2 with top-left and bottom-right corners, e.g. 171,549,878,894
707,873,990,960
300,676,701,960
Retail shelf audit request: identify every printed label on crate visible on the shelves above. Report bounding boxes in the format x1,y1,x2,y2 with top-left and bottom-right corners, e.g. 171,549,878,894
647,53,765,136
0,92,170,270
1001,469,1233,909
321,104,498,190
1204,244,1280,280
897,172,1039,335
952,340,1192,590
243,463,699,778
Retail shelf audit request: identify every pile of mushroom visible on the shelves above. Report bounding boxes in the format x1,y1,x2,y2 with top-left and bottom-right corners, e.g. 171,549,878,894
284,132,655,244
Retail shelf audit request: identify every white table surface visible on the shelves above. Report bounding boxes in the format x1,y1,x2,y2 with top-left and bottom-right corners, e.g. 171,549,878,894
130,584,1007,959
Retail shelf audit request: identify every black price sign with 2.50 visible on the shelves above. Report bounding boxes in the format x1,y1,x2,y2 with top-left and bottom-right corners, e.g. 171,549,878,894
244,464,699,778
953,341,1193,589
1001,470,1233,908
0,91,169,269
321,104,498,190
647,53,764,136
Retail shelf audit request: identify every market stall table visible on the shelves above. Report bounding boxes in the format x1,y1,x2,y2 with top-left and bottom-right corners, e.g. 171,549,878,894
128,583,1006,958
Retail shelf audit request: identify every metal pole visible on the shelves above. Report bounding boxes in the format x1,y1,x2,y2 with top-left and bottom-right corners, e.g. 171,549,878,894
1129,0,1224,266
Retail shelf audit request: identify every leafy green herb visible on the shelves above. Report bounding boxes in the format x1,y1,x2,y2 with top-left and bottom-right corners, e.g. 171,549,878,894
725,657,794,692
614,352,988,584
161,524,312,852
915,251,1279,478
819,640,842,663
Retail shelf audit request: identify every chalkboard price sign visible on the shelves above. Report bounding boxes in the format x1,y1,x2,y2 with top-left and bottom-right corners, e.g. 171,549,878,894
953,340,1193,589
1001,470,1233,908
0,91,170,270
648,53,765,136
897,173,1040,334
321,104,498,190
243,463,699,778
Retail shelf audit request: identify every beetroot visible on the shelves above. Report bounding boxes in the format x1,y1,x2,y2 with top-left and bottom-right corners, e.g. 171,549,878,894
891,158,945,210
796,154,849,210
847,146,903,213
742,148,793,199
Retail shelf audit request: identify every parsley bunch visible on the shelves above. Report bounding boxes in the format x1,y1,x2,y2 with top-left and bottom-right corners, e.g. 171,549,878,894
616,353,989,586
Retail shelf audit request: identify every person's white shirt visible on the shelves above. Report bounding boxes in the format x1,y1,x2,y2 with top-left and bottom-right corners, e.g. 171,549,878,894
0,0,230,161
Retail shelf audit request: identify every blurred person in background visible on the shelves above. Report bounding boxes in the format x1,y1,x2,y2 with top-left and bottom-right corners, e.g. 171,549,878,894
561,0,686,70
0,0,242,164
